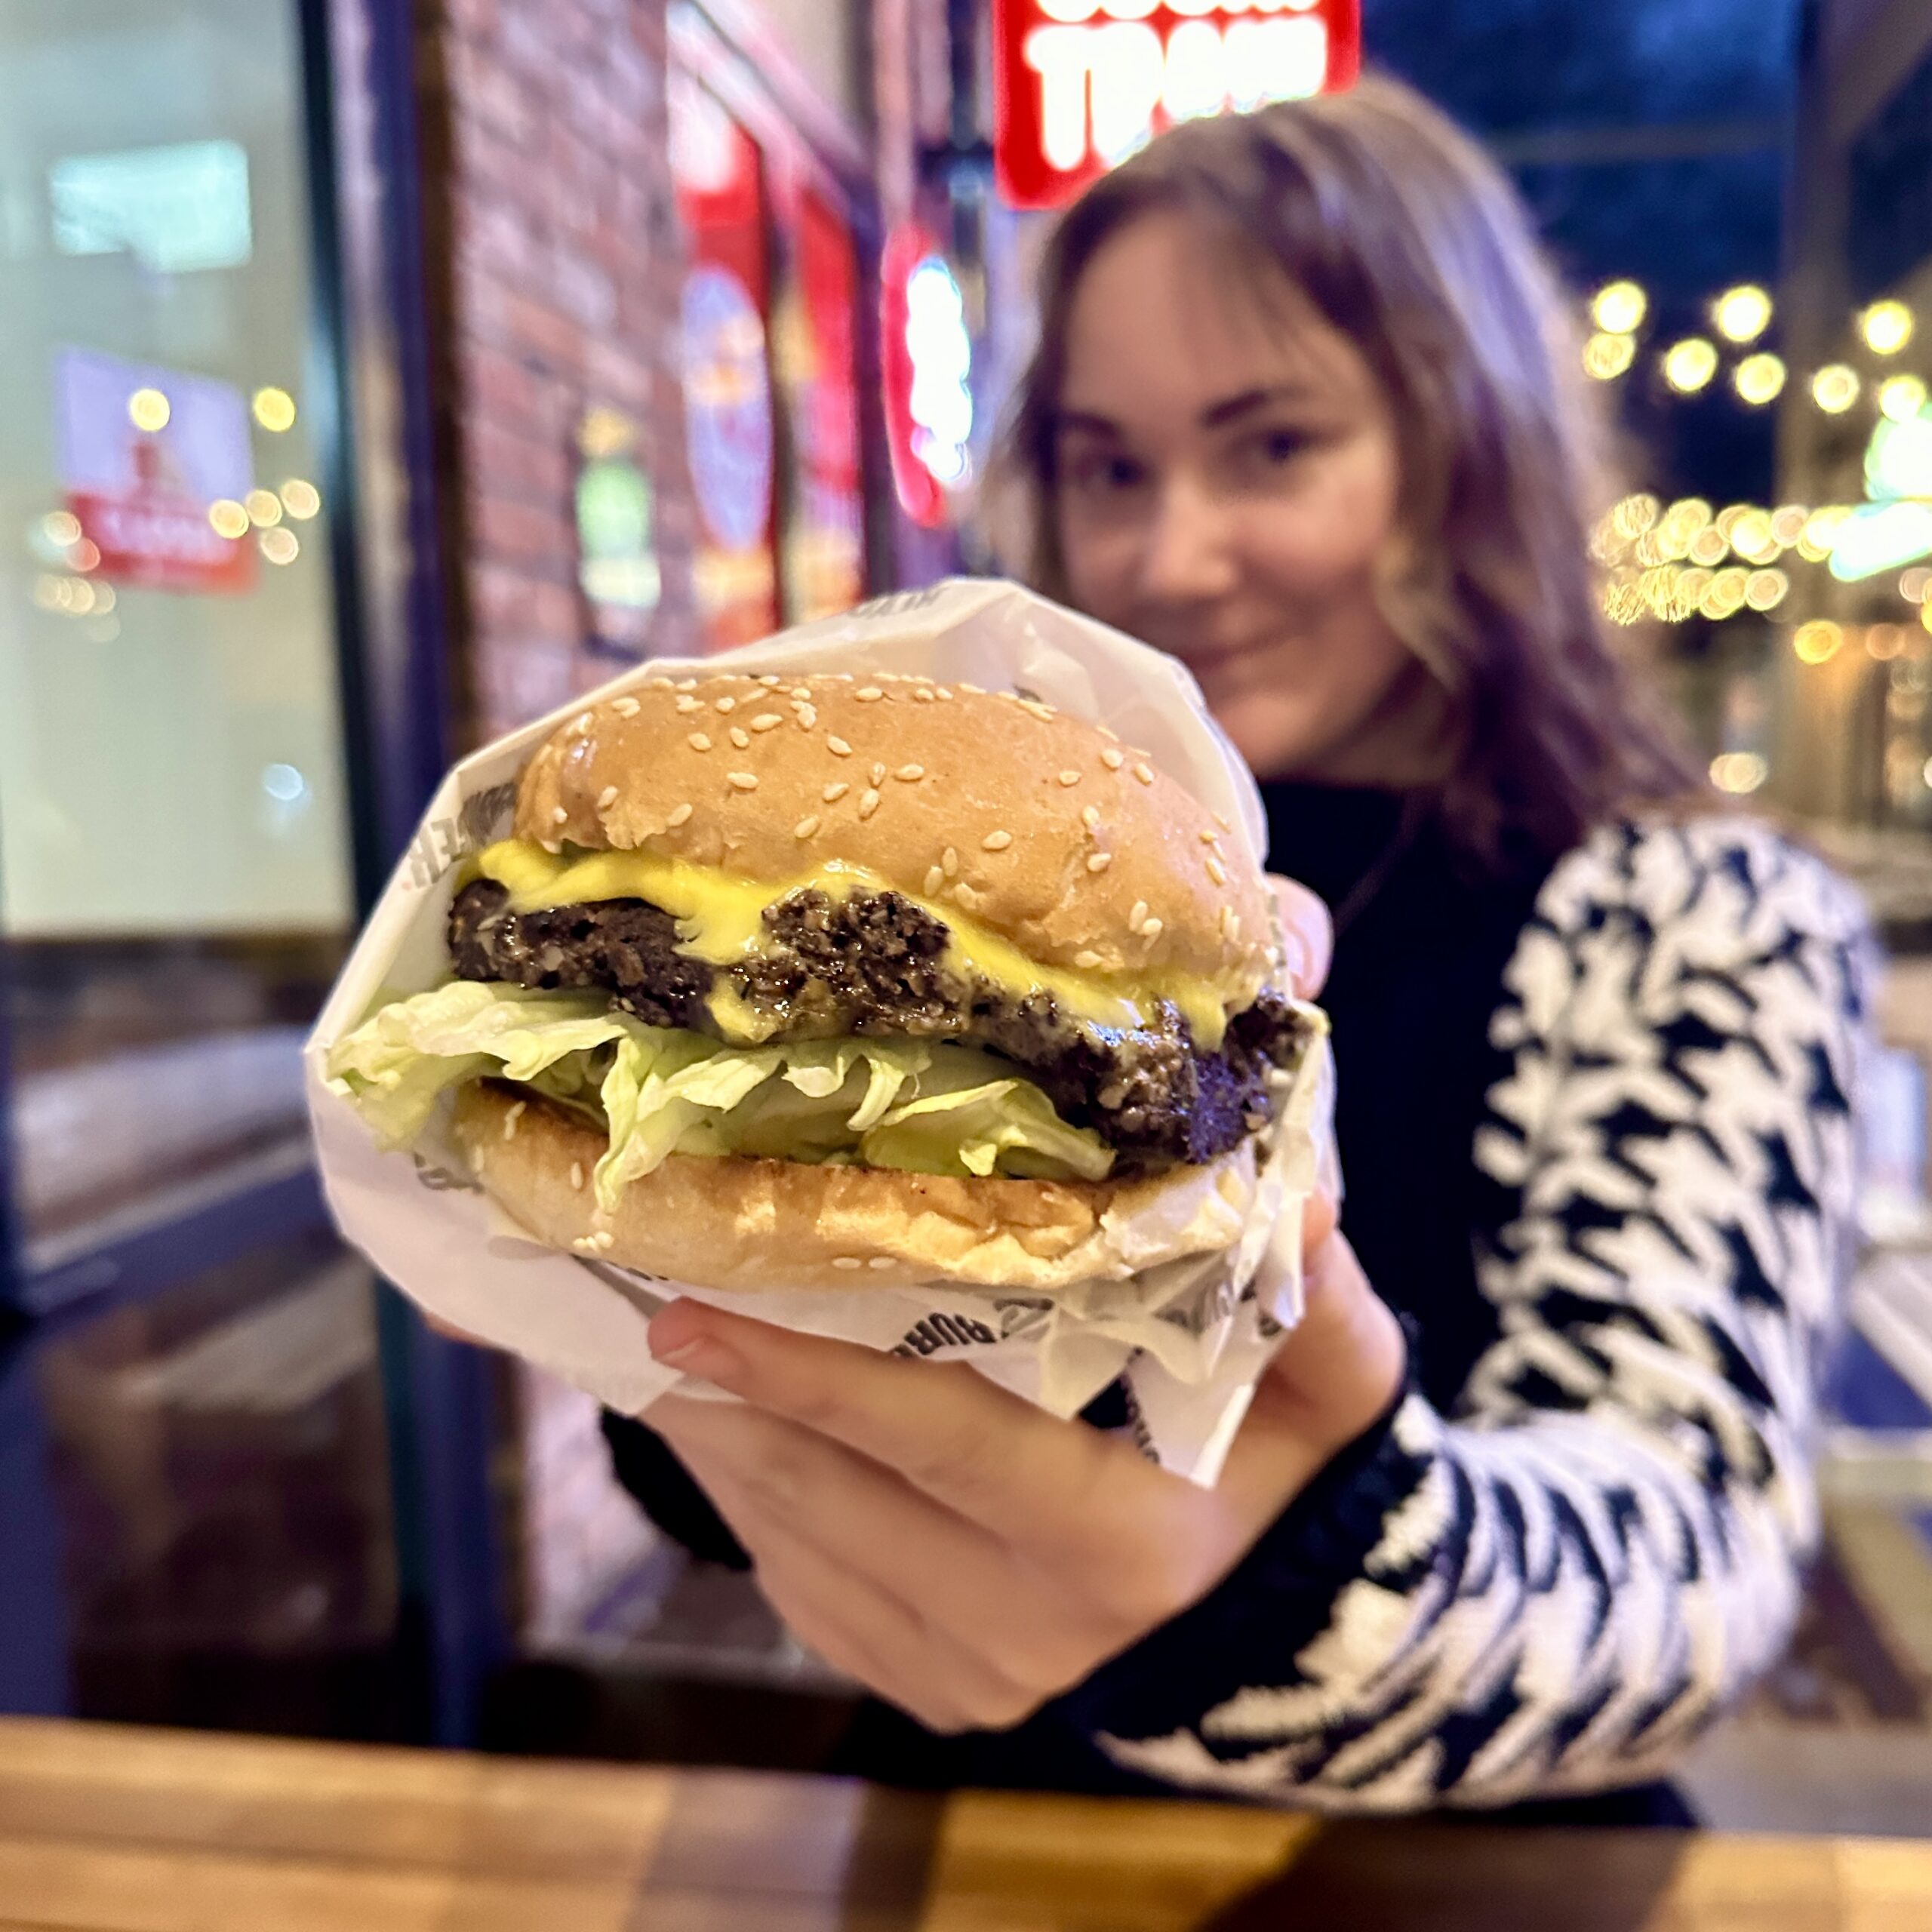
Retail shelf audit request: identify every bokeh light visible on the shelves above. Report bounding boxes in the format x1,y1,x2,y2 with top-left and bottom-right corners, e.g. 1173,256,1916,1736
1862,301,1915,356
1879,375,1928,423
1663,339,1719,393
208,499,250,540
1713,286,1773,343
1793,620,1843,663
1734,354,1786,405
1813,365,1861,413
1583,333,1636,380
279,478,321,519
128,387,171,432
1592,281,1647,334
245,488,284,528
252,386,297,432
1709,752,1768,794
260,527,300,565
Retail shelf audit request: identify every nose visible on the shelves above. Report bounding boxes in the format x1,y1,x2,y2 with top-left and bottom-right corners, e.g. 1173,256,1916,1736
1137,472,1238,605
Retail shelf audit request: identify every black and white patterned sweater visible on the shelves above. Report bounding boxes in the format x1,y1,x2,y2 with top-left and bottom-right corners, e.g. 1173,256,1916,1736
1059,800,1872,1810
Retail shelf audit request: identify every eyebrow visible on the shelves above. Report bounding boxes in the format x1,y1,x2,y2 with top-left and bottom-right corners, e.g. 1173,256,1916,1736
1054,383,1321,439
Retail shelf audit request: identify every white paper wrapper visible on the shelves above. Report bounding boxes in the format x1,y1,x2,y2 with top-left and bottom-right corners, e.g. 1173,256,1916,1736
305,579,1333,1484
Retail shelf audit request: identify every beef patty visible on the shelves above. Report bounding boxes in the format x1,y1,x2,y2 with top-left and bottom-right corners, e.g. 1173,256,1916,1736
449,879,1308,1170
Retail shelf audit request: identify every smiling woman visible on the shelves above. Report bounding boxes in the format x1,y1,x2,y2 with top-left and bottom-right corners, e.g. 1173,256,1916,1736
607,75,1873,1822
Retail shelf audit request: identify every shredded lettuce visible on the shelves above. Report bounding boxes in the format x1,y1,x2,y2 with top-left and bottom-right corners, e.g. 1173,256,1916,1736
326,983,1115,1204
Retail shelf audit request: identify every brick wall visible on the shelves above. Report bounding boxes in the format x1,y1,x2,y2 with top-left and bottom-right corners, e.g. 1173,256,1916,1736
415,0,700,747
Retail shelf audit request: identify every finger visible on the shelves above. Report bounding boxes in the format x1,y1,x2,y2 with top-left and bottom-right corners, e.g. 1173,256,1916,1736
654,1393,1115,1673
648,1303,1177,1549
1268,875,1334,998
679,1440,1029,1733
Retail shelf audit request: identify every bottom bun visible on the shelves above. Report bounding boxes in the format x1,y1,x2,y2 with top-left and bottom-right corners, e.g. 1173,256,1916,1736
451,1081,1261,1295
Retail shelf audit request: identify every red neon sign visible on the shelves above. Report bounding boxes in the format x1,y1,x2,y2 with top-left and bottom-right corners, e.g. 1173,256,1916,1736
993,0,1362,211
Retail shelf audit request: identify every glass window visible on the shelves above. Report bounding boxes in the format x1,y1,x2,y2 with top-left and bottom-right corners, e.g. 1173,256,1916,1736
0,0,355,1261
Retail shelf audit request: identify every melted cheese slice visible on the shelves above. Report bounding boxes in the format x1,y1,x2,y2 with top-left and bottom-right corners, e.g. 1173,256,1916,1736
474,838,1242,1048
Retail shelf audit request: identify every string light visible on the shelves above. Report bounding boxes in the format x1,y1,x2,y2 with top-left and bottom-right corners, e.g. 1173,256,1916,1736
1793,620,1843,663
252,386,297,432
42,511,82,547
208,499,250,540
1592,281,1647,334
1900,566,1931,603
1770,505,1810,546
1861,301,1914,356
1583,333,1636,380
1709,752,1768,793
1730,510,1778,564
128,387,171,432
1744,568,1788,611
1663,339,1719,393
1813,365,1861,413
1713,286,1773,343
245,488,283,528
1734,353,1786,405
1867,623,1906,660
279,478,321,519
260,527,300,565
1879,375,1928,423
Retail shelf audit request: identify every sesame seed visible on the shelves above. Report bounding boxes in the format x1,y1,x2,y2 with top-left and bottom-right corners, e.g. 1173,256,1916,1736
540,838,561,854
924,866,944,895
1088,852,1112,873
1130,900,1149,930
912,686,934,703
859,789,880,819
794,814,821,838
1141,916,1164,940
958,681,983,695
645,677,672,689
1020,698,1055,721
552,805,570,825
794,704,817,728
896,763,925,782
1101,748,1124,770
828,736,853,757
598,785,619,810
833,1256,863,1271
666,802,693,826
502,1100,526,1141
752,713,783,732
728,771,758,790
675,694,700,712
1132,762,1155,786
714,695,737,712
612,696,641,717
982,829,1013,851
1058,770,1081,787
1200,829,1220,845
758,673,782,688
569,1161,584,1191
868,1255,894,1271
729,725,750,749
688,732,712,752
1222,908,1241,941
857,685,884,702
936,686,955,700
675,678,698,691
1214,811,1232,830
942,846,959,878
871,762,887,786
1075,950,1103,971
790,686,813,700
572,1235,596,1251
952,882,982,910
574,710,593,734
1206,856,1227,886
1081,805,1101,830
594,1230,614,1251
823,781,850,802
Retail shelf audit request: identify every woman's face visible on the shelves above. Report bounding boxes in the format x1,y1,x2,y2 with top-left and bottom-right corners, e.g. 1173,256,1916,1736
1054,212,1431,785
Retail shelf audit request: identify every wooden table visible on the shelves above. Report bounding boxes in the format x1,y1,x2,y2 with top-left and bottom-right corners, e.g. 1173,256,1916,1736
1,1717,1927,1930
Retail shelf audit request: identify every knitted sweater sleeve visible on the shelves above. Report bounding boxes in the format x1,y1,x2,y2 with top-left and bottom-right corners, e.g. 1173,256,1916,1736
1066,819,1872,1810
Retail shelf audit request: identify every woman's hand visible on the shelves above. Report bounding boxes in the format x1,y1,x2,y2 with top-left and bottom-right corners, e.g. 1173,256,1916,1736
642,876,1407,1734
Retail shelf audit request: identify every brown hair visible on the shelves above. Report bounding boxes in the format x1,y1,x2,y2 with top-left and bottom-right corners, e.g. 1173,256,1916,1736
998,75,1706,872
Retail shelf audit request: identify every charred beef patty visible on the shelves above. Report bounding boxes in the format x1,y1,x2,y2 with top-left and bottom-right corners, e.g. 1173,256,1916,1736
449,879,1306,1169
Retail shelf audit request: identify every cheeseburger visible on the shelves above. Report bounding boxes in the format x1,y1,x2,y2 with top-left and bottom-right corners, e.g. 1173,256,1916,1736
327,670,1317,1292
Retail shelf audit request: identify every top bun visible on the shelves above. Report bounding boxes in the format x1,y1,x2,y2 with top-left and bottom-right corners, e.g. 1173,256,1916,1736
512,670,1273,986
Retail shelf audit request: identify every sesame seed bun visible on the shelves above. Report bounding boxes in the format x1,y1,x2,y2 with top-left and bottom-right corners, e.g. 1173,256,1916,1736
454,1081,1266,1294
512,671,1273,987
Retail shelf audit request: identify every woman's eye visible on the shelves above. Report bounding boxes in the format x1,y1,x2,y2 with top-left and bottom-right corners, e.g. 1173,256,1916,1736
1250,426,1309,467
1068,451,1146,495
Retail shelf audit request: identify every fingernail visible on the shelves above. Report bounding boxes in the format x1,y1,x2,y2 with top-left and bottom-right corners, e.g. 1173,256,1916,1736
648,1309,734,1380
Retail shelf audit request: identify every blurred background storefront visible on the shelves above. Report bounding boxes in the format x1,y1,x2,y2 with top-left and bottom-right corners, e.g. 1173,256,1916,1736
2,0,1930,1820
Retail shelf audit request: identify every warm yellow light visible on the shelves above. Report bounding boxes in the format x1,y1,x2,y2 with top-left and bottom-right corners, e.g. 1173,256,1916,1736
1663,338,1719,393
1593,281,1648,335
67,580,97,616
1709,752,1768,794
1879,374,1928,423
42,510,82,548
1801,506,1851,553
1770,504,1810,546
1744,569,1789,611
260,527,300,565
245,488,284,528
1867,623,1906,660
208,499,250,540
252,386,297,432
128,387,171,432
1813,364,1861,413
1583,332,1636,380
69,538,100,573
1706,567,1750,618
1614,493,1660,536
1924,600,1932,635
1793,620,1843,663
1714,285,1774,343
94,584,116,614
1734,353,1786,405
1901,566,1932,603
1862,300,1914,356
279,478,321,519
1690,526,1729,566
1730,510,1778,564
